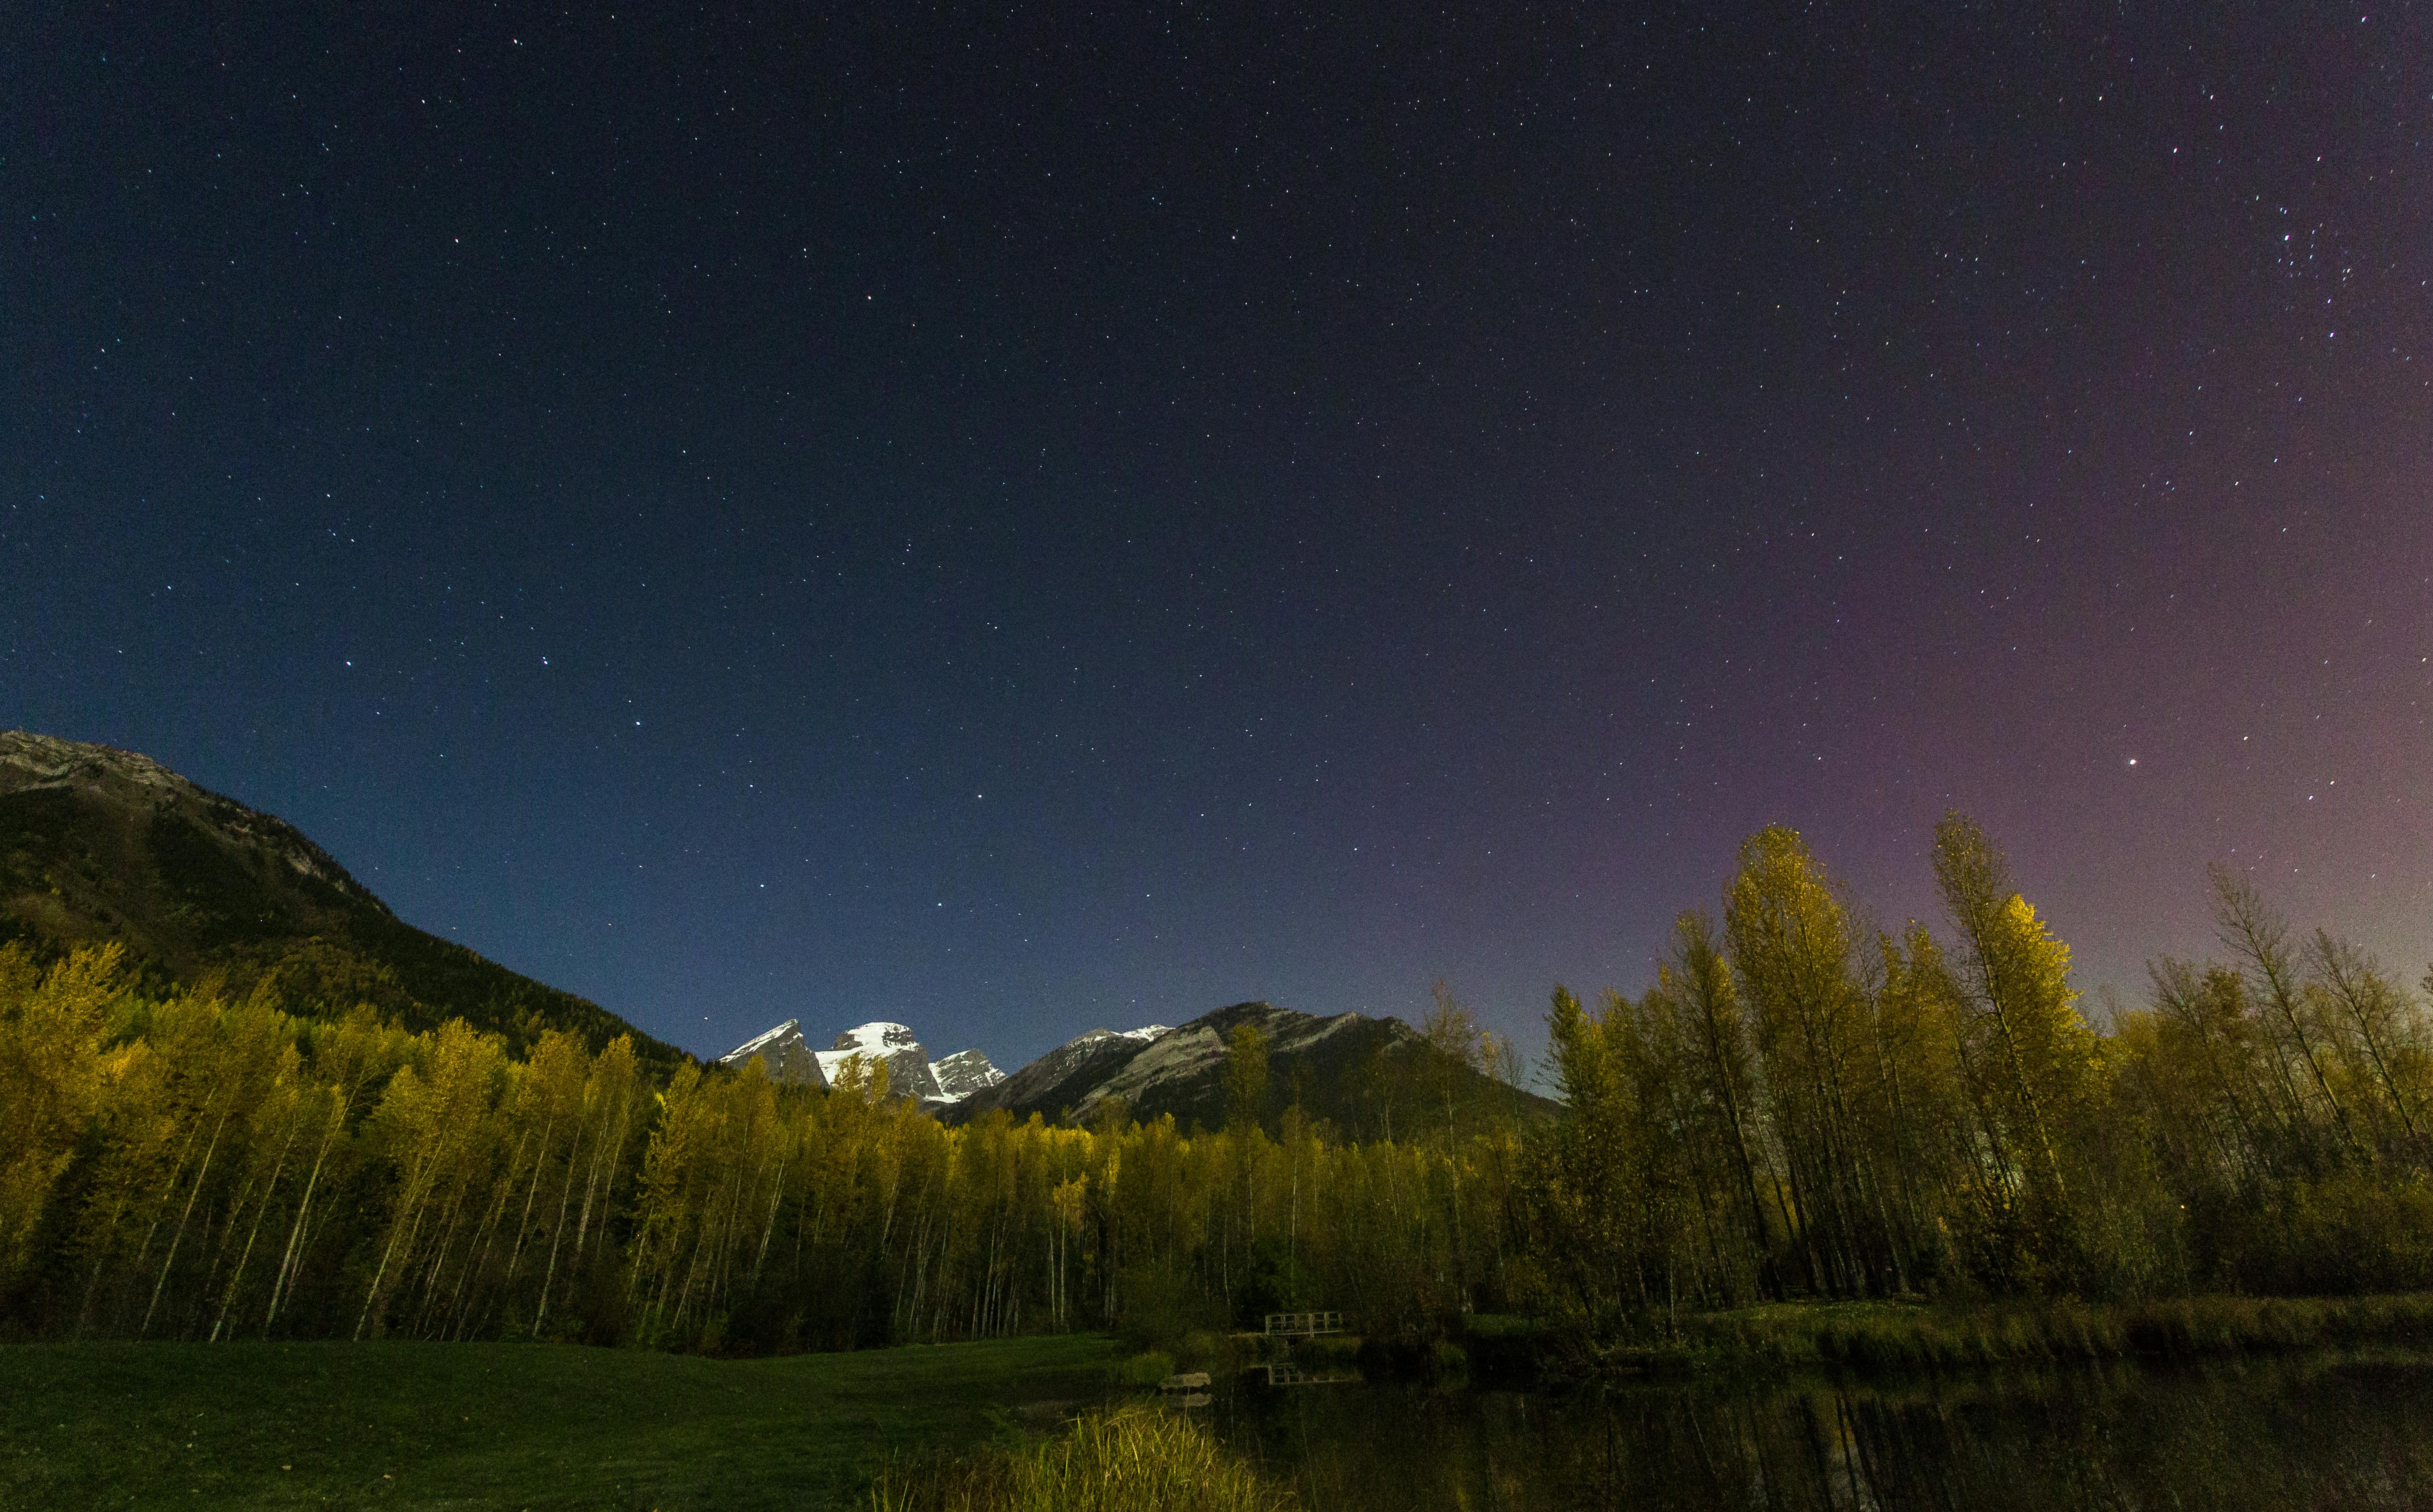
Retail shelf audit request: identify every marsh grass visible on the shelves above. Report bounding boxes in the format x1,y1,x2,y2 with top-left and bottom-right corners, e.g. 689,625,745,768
869,1403,1297,1512
1653,1291,2433,1376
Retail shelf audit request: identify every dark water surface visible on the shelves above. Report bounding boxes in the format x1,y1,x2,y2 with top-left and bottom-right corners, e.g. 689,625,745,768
1200,1354,2433,1510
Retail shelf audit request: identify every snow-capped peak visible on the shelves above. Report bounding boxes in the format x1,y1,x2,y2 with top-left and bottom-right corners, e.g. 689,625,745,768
718,1017,1002,1110
830,1021,922,1055
815,1022,945,1102
722,1019,801,1061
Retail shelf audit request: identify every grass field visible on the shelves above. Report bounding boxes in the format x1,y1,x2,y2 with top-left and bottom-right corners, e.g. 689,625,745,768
0,1334,1124,1510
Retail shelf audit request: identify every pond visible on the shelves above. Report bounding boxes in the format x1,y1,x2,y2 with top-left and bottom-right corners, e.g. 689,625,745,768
1196,1353,2433,1509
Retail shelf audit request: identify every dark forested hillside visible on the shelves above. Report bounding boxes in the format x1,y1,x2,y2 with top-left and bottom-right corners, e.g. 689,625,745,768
0,731,684,1073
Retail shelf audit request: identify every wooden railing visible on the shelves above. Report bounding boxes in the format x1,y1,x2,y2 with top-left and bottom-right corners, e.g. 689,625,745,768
1262,1310,1344,1337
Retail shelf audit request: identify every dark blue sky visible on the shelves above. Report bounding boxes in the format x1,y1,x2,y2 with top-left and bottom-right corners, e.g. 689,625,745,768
6,2,2427,1070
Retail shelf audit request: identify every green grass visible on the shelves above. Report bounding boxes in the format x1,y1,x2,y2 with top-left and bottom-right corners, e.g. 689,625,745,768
0,1334,1124,1510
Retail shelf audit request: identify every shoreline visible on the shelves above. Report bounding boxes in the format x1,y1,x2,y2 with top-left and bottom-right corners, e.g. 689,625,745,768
1463,1291,2433,1382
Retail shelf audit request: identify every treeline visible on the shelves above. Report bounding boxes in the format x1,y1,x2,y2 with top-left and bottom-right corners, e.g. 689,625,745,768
3,812,2426,1356
0,947,1516,1350
1526,814,2433,1333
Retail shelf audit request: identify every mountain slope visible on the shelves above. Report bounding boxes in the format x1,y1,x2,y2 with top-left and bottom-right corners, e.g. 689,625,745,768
948,1001,1557,1138
0,730,686,1073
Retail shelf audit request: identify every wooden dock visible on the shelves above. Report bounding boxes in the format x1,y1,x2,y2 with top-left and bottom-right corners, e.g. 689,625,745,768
1259,1310,1354,1386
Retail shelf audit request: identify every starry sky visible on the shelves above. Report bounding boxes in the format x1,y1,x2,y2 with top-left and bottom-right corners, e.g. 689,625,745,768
4,2,2427,1071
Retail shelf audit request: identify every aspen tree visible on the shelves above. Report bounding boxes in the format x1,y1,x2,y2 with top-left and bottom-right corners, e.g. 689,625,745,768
1932,813,2102,1283
538,1033,641,1337
2144,960,2272,1182
1725,826,1883,1296
2212,866,2366,1164
357,1020,506,1339
207,1041,311,1341
2309,932,2426,1161
1539,984,1635,1311
1224,1025,1270,1135
0,945,122,1282
264,1009,397,1335
1667,913,1782,1296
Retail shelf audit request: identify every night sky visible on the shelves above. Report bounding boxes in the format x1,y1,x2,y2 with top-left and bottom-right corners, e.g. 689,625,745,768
6,3,2427,1071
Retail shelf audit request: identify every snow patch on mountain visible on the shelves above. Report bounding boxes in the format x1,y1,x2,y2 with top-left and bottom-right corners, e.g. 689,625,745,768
813,1022,945,1101
930,1048,1006,1100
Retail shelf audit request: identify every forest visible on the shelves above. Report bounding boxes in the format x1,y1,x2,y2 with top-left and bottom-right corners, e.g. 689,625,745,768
2,812,2427,1356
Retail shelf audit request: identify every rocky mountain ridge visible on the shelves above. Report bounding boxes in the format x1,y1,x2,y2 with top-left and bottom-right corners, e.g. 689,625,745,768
946,1000,1557,1136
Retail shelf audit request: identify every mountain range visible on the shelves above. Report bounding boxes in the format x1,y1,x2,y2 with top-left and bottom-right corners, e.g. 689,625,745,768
715,1018,1006,1111
718,999,1557,1137
3,731,1554,1134
952,1000,1555,1137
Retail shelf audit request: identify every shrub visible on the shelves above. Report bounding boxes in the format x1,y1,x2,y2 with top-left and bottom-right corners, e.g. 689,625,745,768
1111,1350,1176,1387
1116,1259,1225,1350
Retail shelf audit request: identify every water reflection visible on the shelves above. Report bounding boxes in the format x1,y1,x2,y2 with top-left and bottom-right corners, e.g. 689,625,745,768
1206,1354,2433,1509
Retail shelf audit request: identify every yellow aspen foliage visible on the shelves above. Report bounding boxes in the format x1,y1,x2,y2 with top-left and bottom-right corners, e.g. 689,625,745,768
0,945,129,1280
